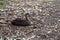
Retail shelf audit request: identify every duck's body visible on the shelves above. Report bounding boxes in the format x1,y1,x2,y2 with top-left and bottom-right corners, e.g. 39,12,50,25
11,13,31,26
11,18,30,26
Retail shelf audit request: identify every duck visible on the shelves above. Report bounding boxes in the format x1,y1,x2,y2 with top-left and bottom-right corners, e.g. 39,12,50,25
11,13,31,26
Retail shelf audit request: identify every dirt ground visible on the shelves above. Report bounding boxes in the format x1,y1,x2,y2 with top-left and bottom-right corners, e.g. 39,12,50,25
0,0,60,40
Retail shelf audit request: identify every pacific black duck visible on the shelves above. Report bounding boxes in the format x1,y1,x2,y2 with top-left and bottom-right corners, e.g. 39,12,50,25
11,13,31,26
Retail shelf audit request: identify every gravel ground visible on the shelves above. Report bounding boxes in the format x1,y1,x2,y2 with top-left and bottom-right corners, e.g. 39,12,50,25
0,0,60,40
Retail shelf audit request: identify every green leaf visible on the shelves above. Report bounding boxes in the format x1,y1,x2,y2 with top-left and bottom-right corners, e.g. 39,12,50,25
0,1,4,5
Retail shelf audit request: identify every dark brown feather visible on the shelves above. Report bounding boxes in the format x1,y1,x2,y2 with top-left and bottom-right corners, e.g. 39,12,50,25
11,13,31,26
